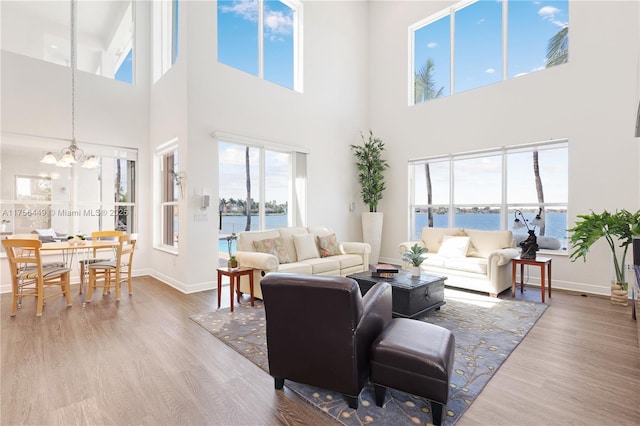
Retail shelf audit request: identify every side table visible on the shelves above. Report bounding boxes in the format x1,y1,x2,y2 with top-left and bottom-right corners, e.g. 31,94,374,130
217,267,255,312
511,256,552,303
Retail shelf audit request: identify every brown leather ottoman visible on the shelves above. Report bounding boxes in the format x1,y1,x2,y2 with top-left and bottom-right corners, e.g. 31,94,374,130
370,318,455,426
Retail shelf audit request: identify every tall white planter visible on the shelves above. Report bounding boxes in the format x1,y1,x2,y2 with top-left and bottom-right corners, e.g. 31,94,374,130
362,212,383,265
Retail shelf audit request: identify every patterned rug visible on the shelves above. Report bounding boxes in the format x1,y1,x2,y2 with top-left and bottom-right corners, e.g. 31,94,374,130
190,289,547,425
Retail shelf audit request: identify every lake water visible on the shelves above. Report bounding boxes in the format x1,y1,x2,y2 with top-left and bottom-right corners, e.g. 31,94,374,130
219,212,568,254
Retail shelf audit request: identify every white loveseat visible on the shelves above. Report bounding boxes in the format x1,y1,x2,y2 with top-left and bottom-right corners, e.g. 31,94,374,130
234,226,370,299
399,228,519,297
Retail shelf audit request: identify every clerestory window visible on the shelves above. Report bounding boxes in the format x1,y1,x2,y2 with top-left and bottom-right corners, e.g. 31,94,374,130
217,0,303,92
410,0,569,104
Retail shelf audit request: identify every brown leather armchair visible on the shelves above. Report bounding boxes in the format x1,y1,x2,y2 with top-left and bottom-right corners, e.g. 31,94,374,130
260,273,392,409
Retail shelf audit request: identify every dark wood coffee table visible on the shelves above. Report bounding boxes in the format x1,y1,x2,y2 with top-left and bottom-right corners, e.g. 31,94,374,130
348,270,447,319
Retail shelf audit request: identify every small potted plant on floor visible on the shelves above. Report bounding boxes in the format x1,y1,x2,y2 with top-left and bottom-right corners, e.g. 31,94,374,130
402,243,428,277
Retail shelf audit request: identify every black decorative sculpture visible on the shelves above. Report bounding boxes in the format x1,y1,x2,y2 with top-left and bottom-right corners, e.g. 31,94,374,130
513,209,543,259
519,229,539,259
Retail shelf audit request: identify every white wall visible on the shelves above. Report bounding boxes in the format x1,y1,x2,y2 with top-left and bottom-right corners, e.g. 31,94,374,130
368,0,640,296
147,0,370,292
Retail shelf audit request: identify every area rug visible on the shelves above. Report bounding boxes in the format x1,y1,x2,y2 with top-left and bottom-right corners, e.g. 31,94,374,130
190,289,547,425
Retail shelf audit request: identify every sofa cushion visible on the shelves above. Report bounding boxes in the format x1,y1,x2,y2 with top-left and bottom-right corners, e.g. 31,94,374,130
277,227,309,262
277,262,313,274
299,257,340,274
253,237,292,264
331,254,364,270
293,233,320,261
423,255,447,268
464,229,514,258
317,233,340,257
437,236,471,258
445,256,488,275
420,227,465,252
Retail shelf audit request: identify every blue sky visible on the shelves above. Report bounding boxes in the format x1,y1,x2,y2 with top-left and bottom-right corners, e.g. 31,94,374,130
217,0,294,89
414,0,569,96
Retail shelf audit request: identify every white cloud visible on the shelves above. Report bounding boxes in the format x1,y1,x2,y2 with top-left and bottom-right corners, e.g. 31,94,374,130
264,10,293,38
477,18,486,24
427,42,437,49
538,6,567,28
538,6,560,18
220,0,258,22
485,68,495,74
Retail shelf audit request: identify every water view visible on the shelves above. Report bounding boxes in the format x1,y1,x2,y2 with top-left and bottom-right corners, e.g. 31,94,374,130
219,212,568,255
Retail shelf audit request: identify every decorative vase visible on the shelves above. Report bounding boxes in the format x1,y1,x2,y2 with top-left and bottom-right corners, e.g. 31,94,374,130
611,284,629,306
228,257,238,269
362,212,383,265
411,266,421,277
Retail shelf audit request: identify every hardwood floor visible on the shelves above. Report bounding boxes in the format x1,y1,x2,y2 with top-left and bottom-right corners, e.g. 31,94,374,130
1,276,638,425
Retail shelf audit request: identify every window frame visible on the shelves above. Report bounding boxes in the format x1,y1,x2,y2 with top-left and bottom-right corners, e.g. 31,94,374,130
409,0,569,105
217,0,304,92
408,139,569,253
155,140,180,254
153,0,179,83
0,133,138,243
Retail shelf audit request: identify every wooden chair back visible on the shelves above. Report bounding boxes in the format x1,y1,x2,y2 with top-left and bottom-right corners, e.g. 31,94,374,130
1,238,72,316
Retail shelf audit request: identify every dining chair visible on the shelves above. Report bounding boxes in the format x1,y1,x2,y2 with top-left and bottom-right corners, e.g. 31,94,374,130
2,238,72,317
86,234,137,303
78,230,124,294
5,233,66,269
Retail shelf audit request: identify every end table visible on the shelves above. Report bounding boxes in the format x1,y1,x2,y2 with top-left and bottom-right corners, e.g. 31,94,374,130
511,255,552,303
217,267,255,312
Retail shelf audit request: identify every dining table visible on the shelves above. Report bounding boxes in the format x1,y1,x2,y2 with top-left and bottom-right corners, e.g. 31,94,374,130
40,240,119,294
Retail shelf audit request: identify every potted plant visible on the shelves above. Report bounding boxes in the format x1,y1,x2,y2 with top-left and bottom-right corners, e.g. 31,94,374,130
568,209,640,305
1,219,10,232
350,130,389,264
402,244,428,277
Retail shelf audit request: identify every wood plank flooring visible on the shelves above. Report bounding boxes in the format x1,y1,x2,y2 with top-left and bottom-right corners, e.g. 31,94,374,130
1,276,638,425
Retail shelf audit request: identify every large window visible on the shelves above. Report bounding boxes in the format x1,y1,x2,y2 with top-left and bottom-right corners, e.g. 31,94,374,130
0,135,137,238
153,0,179,83
216,133,307,263
410,0,569,104
409,140,568,251
217,0,303,91
1,1,135,84
157,145,180,250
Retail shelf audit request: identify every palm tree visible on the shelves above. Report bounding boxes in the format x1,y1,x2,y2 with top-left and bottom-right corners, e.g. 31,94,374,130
244,146,252,231
533,150,546,235
546,26,568,67
425,163,433,227
414,58,445,104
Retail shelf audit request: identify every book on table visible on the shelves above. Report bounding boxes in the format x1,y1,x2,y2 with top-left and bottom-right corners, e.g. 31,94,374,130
373,263,399,274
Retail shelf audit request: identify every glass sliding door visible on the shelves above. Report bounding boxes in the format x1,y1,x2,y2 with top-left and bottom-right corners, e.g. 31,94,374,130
218,140,292,265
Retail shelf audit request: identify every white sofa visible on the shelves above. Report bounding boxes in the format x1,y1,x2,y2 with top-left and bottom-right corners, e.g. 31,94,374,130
234,226,370,299
399,228,519,297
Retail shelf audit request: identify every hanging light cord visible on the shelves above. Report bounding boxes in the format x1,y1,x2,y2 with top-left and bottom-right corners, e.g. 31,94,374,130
70,0,77,148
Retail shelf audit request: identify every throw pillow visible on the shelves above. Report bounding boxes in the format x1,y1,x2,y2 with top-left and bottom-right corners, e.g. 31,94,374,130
317,233,340,257
458,230,479,256
437,235,471,258
293,234,320,261
252,237,292,264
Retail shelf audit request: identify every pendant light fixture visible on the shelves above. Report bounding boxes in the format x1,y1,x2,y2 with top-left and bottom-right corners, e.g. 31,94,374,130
41,0,98,169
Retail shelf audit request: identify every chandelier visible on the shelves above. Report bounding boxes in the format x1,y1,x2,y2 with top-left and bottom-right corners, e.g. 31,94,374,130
41,0,98,169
